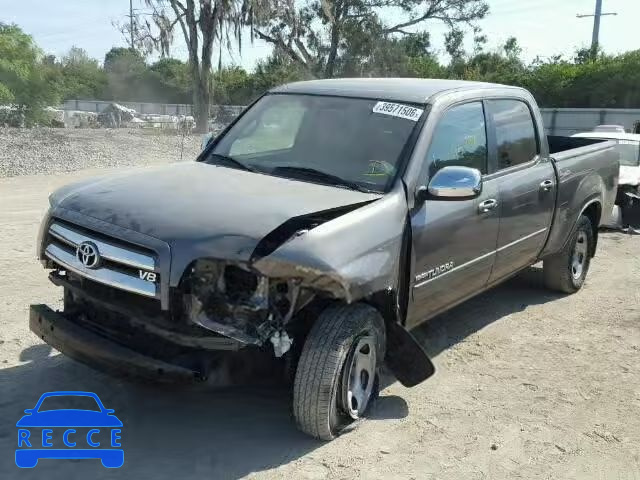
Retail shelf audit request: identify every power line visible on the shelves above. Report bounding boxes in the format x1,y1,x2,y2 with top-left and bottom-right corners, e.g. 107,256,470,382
577,0,617,53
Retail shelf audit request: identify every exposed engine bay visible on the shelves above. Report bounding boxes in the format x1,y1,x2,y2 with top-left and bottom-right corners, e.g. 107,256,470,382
183,259,314,353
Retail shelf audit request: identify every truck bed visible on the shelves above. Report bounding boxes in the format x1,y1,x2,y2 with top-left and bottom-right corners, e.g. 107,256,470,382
540,135,619,258
547,135,611,159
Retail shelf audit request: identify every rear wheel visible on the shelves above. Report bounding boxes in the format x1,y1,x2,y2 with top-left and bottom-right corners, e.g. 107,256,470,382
543,215,594,293
292,303,385,440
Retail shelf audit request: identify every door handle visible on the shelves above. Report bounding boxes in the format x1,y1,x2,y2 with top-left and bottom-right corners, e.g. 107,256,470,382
540,179,554,191
478,199,498,213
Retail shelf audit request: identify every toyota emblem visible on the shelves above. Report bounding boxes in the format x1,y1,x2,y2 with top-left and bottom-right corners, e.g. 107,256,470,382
76,241,101,269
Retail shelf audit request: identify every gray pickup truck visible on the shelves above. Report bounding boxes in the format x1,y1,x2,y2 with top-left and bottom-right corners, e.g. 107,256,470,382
32,79,618,440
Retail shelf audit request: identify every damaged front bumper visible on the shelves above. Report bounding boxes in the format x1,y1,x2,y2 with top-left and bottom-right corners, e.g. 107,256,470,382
30,304,203,383
30,271,249,382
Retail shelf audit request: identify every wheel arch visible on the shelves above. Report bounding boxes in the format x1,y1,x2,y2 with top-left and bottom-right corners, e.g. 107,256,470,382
543,196,602,260
290,215,434,388
362,220,435,388
365,217,412,328
580,200,601,257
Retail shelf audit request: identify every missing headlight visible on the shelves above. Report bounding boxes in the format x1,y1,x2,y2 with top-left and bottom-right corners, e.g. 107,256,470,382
183,259,309,346
223,265,259,302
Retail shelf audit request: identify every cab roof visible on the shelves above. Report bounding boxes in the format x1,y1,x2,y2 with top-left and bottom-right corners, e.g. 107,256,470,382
270,78,514,105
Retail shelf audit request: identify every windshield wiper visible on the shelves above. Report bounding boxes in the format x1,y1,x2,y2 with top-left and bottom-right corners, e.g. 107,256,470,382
271,166,374,193
205,153,255,172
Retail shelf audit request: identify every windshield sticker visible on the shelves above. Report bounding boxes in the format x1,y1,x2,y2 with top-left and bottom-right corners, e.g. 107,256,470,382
373,102,423,122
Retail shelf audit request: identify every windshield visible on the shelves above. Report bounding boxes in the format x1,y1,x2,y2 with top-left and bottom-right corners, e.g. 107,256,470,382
616,140,640,166
205,94,423,192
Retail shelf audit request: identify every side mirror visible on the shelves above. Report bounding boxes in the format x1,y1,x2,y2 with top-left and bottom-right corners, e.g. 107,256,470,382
24,409,33,414
418,166,482,202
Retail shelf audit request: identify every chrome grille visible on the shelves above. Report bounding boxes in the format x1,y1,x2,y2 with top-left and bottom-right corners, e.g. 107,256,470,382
44,222,158,297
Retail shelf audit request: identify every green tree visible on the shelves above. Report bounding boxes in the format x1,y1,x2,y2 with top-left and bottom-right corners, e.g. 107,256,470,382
339,31,443,78
212,67,255,105
0,23,60,124
568,50,640,108
56,47,108,100
503,36,522,60
254,52,310,90
255,0,489,79
148,57,192,103
103,47,147,101
520,57,576,107
104,47,146,73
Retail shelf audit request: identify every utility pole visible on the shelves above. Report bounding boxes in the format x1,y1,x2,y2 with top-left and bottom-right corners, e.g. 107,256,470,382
129,0,135,50
577,0,617,55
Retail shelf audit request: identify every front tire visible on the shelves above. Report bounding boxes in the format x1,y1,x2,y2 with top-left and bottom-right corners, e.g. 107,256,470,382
292,303,385,441
543,215,594,293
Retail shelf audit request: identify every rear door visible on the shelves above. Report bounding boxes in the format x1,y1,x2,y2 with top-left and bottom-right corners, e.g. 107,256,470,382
407,101,500,327
485,99,556,283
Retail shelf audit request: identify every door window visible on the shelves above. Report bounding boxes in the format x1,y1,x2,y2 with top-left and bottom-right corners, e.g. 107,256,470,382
426,102,488,175
487,100,538,170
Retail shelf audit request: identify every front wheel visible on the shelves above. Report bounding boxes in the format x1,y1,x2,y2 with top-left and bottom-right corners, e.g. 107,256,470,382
543,215,594,293
292,303,385,441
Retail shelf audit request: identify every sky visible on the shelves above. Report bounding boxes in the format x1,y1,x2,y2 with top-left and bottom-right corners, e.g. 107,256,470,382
2,0,639,70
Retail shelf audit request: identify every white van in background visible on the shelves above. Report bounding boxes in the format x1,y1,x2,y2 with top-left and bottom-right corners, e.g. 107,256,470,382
572,131,640,229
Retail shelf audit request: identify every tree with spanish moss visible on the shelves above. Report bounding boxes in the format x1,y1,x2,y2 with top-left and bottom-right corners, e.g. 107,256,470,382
253,0,489,78
127,0,275,132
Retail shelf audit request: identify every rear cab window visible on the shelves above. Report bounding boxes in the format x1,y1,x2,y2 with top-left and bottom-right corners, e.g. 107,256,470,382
486,99,539,170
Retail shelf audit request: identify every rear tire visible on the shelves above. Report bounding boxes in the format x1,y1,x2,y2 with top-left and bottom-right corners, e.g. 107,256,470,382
543,215,594,293
292,303,385,441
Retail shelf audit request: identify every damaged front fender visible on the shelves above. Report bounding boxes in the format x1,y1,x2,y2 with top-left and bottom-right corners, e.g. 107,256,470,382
252,184,409,302
179,183,409,355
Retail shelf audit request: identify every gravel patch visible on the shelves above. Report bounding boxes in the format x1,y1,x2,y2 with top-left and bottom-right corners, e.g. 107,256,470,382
0,127,203,177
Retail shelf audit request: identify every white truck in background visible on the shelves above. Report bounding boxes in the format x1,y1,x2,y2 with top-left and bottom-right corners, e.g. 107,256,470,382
573,131,640,229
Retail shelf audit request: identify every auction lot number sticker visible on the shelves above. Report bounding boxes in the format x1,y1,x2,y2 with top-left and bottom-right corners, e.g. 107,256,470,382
373,102,424,121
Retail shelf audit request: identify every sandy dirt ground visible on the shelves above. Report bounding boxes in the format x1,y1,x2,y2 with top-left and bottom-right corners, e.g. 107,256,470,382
1,168,639,480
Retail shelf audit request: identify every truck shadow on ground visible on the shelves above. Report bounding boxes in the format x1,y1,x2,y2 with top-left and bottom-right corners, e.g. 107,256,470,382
1,266,560,479
411,265,562,359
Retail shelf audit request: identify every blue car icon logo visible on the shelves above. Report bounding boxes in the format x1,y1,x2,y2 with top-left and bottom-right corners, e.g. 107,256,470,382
16,391,123,468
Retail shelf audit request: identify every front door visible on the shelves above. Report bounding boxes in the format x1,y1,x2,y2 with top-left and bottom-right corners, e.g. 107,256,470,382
485,99,556,283
407,101,500,327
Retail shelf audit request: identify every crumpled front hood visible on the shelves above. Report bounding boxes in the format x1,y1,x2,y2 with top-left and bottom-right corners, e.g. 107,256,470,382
619,165,640,186
52,162,379,260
